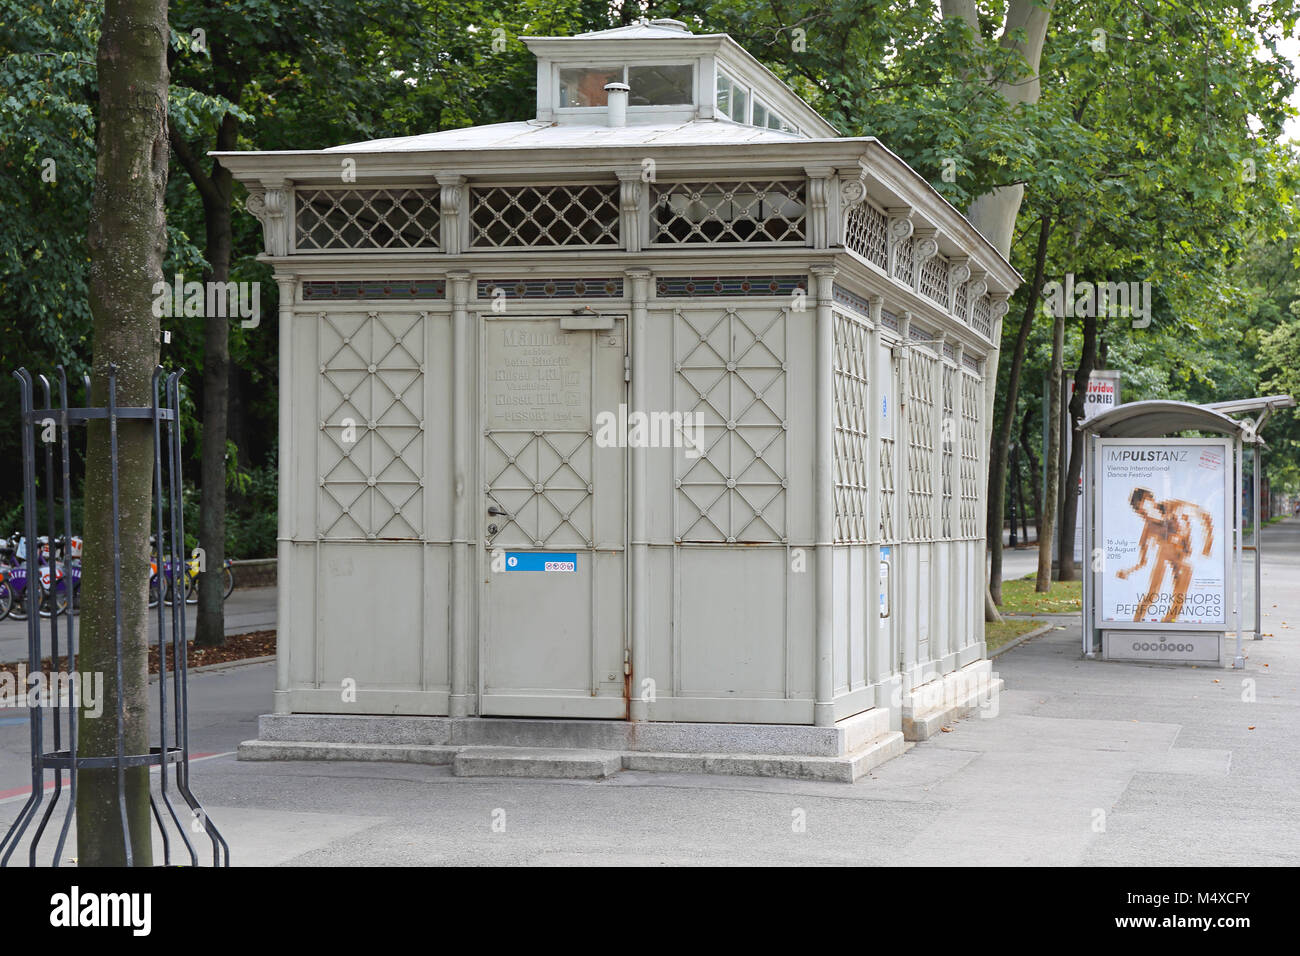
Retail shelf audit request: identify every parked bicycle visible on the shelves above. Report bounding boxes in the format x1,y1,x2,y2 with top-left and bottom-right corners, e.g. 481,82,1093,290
148,539,235,608
0,532,80,621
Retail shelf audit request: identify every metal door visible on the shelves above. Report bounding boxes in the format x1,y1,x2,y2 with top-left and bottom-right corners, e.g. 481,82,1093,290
479,313,627,717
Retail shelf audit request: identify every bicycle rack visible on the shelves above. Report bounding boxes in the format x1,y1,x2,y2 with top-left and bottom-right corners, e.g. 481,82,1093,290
1,365,228,866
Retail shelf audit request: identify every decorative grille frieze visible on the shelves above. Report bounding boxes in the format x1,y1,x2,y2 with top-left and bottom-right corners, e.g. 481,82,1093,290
893,237,915,282
674,307,787,542
844,202,889,268
317,311,425,539
972,294,993,338
295,188,440,252
652,180,806,244
656,275,806,297
833,309,871,543
469,184,620,248
304,280,447,300
920,255,950,305
477,277,623,299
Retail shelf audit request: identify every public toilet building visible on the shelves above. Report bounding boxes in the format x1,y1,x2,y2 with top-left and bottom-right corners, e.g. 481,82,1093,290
223,19,1021,779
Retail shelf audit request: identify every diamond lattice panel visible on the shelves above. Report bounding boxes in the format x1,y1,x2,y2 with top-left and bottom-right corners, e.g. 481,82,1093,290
469,184,619,247
484,432,593,548
674,307,787,542
295,188,440,251
833,310,871,543
317,311,425,539
906,350,937,540
653,180,806,244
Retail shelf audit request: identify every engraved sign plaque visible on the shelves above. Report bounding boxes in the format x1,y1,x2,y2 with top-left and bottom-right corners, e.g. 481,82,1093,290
486,319,591,429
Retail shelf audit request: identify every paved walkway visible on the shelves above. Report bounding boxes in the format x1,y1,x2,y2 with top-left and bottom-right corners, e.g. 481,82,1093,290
3,523,1297,866
0,585,276,665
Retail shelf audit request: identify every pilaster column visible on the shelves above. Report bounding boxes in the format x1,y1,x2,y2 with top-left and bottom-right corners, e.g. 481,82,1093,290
626,268,652,720
273,274,296,713
812,264,838,726
448,270,473,716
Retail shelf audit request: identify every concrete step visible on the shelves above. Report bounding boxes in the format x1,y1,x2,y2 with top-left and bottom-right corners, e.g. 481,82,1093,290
238,739,457,765
452,747,622,780
256,709,893,757
623,731,907,783
902,660,1003,741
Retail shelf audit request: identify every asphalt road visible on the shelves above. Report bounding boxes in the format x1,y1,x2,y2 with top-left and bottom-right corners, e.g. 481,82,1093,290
2,521,1297,866
0,585,276,665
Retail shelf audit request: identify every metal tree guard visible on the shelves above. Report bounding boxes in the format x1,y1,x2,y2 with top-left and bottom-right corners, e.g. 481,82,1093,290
0,365,228,866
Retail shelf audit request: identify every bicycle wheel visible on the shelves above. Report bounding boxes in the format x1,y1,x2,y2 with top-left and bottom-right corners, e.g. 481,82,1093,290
0,580,11,621
148,574,161,609
223,566,235,600
38,588,69,618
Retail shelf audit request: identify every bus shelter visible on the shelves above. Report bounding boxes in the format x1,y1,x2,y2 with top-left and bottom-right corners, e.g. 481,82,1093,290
1081,397,1293,668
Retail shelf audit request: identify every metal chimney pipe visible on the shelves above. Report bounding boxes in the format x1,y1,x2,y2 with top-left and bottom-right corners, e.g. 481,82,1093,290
604,81,630,127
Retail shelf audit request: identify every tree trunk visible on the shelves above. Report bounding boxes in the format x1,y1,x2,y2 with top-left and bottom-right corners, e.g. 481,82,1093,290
182,113,237,648
1038,304,1065,592
1020,408,1043,543
1057,309,1099,580
1018,454,1031,544
194,193,232,646
941,0,1055,618
986,215,1053,603
77,0,169,867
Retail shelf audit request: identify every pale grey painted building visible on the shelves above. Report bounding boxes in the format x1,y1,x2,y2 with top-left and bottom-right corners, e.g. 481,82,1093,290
223,19,1021,779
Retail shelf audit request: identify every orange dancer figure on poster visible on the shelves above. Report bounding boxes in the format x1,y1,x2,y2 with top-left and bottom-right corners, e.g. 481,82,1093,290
1116,487,1214,622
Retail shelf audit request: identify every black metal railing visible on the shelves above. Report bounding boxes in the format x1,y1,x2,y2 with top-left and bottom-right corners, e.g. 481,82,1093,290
0,365,228,866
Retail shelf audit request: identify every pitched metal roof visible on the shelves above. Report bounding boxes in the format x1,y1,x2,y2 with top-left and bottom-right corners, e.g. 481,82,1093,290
321,119,808,153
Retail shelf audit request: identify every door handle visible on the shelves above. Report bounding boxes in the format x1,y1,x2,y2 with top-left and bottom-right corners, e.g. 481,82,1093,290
487,505,510,517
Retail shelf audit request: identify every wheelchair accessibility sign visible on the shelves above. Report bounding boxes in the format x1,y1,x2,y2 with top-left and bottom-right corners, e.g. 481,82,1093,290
505,552,577,572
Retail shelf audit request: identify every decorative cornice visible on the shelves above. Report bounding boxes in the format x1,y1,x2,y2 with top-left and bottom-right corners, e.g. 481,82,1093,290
886,206,914,243
913,228,940,263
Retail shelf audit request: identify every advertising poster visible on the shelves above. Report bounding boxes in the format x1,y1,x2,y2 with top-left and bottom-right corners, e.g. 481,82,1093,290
1098,440,1228,626
1070,371,1121,561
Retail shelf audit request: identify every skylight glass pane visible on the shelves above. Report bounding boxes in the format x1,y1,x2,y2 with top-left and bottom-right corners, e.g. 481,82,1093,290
731,85,748,122
628,64,693,105
559,67,623,107
716,72,732,116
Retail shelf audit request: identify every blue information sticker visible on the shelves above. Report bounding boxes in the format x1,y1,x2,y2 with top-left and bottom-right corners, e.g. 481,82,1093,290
505,552,577,572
